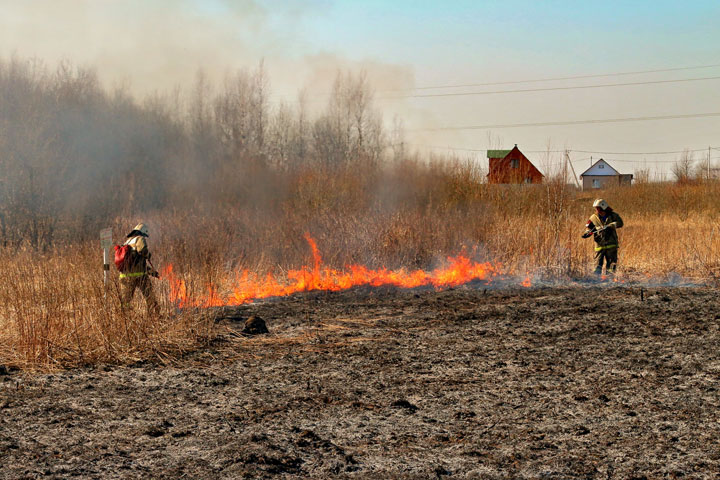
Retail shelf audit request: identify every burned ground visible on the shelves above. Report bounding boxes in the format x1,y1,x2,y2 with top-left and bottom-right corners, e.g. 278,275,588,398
1,285,719,479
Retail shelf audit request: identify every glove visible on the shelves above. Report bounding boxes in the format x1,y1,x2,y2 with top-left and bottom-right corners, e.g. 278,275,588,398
581,231,592,238
149,269,160,278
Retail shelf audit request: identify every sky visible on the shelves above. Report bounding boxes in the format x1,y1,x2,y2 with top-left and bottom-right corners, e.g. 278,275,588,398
1,0,719,178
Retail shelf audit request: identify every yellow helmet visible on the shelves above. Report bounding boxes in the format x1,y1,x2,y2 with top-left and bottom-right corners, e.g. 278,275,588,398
128,223,149,237
593,199,609,210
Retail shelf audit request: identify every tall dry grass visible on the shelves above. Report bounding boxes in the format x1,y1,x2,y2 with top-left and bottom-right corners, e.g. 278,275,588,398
0,245,215,371
4,55,720,371
4,163,720,371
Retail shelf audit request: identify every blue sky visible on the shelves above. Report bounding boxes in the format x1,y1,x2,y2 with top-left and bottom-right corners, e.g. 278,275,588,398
1,0,719,177
290,1,719,80
289,0,720,176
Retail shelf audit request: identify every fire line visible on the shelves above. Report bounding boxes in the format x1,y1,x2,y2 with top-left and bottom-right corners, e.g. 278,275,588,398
162,234,505,308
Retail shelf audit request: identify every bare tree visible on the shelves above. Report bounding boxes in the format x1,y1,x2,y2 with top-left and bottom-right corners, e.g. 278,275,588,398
634,166,650,184
694,151,712,182
312,70,384,170
389,115,405,164
672,149,695,183
214,62,268,163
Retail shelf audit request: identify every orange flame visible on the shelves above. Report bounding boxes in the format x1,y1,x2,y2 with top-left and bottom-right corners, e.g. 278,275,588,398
521,274,532,288
162,234,503,308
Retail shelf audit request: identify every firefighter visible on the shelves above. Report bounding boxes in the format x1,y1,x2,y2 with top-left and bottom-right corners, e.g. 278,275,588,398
120,223,159,315
582,199,624,276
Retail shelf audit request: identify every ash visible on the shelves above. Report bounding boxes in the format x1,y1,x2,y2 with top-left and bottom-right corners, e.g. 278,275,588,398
2,286,719,478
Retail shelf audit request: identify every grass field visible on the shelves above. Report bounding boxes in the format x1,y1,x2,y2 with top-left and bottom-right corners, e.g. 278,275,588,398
2,165,720,371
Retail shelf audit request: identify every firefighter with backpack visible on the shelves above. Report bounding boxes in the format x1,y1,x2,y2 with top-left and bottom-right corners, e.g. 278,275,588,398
582,199,624,276
115,223,159,315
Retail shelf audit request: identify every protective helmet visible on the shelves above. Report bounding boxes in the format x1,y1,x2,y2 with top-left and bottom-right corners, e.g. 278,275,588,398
593,199,609,210
127,223,149,237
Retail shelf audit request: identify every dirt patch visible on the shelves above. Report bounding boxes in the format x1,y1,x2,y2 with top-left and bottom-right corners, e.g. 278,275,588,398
1,285,719,478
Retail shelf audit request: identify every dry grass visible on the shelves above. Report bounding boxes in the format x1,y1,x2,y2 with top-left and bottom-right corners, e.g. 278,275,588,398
3,164,720,371
4,56,719,371
0,246,215,371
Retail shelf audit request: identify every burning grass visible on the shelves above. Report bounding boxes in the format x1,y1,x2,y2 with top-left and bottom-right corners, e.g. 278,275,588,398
163,233,501,308
3,174,720,371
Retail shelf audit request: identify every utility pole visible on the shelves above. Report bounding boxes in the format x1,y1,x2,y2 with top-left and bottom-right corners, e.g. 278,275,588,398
565,150,581,189
710,146,712,180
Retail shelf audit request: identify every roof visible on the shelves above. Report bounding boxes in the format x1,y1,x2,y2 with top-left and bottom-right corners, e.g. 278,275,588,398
579,159,621,177
487,149,511,159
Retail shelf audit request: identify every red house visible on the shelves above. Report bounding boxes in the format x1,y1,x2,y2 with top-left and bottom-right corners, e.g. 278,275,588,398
487,145,544,184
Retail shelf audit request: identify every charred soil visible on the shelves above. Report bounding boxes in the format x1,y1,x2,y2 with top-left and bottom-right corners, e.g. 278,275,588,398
2,285,719,479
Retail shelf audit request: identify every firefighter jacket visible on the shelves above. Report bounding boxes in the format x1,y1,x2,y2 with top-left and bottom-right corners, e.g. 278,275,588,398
585,211,623,251
122,235,151,276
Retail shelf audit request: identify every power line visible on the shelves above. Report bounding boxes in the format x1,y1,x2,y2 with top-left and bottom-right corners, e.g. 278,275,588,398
383,75,720,99
571,148,711,155
515,156,720,167
406,144,720,170
271,63,720,100
409,144,719,156
413,147,720,164
544,158,592,167
592,157,720,164
412,144,566,153
412,112,720,131
397,63,720,91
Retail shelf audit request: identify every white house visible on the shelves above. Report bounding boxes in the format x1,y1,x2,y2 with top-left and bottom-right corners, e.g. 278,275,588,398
579,159,633,190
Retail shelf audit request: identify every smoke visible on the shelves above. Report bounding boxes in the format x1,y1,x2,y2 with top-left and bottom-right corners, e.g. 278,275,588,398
0,0,480,256
1,1,407,97
2,0,478,167
2,0,265,93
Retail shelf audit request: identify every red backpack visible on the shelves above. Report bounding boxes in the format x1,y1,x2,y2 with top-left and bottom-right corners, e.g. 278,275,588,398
114,244,137,272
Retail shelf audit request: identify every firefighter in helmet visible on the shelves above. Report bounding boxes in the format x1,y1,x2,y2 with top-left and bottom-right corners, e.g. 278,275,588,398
120,223,159,315
582,199,624,276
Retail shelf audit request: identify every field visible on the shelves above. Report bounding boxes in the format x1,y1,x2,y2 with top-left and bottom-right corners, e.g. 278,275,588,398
2,284,719,479
4,57,720,372
2,58,720,478
3,180,720,371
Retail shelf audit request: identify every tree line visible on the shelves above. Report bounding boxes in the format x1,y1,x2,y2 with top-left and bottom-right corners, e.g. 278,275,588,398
0,57,392,249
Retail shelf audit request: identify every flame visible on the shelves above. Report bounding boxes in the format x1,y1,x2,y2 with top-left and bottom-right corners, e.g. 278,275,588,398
162,234,503,308
521,274,532,288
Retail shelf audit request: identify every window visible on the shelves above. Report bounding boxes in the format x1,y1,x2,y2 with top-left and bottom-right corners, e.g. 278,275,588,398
592,179,601,188
524,177,532,184
511,159,519,168
599,164,604,169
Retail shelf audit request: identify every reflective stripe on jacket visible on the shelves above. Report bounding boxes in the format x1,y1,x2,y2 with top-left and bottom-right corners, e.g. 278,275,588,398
588,211,623,250
119,271,146,278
